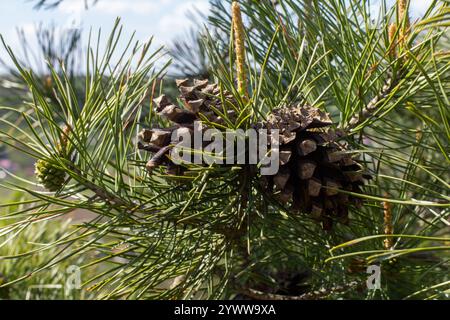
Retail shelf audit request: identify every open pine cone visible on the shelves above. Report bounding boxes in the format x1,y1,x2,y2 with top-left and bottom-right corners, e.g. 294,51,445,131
154,78,237,125
260,104,371,230
138,79,236,174
138,79,370,229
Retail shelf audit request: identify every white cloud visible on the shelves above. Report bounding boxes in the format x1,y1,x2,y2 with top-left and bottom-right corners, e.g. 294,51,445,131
157,0,209,36
3,23,38,51
410,0,433,17
94,0,160,15
17,23,37,38
59,0,161,15
0,23,38,72
370,0,435,18
58,0,87,13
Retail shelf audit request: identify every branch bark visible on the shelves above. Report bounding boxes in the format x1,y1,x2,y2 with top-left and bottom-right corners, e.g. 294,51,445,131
348,69,400,129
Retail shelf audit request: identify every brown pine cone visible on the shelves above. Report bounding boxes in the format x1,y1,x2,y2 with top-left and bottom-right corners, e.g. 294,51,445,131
139,78,236,174
260,104,371,230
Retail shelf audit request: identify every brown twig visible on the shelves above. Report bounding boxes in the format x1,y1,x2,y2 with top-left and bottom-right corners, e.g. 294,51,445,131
348,69,399,129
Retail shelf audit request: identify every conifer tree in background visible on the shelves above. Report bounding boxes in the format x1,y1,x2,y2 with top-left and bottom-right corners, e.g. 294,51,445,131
0,23,83,108
0,0,449,299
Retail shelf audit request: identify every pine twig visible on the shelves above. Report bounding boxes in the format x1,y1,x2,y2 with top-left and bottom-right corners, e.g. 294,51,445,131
398,0,410,48
348,69,400,129
388,23,398,59
349,0,412,129
66,163,130,207
232,1,248,98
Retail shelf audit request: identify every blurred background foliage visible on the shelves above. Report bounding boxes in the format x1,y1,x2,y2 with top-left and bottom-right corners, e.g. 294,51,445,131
0,192,97,299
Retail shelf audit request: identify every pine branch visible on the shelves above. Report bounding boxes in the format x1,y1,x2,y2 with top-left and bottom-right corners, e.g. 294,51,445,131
348,68,401,129
1,1,449,300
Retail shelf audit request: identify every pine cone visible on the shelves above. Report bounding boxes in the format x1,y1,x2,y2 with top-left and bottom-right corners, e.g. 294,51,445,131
35,159,66,192
154,79,237,125
35,126,72,192
139,79,236,174
261,104,370,230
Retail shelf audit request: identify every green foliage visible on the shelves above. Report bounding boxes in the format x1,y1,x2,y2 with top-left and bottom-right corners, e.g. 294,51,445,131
0,0,448,300
0,192,96,300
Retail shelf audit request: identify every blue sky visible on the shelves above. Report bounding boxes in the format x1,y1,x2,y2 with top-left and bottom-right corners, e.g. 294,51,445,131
0,0,432,72
0,0,209,71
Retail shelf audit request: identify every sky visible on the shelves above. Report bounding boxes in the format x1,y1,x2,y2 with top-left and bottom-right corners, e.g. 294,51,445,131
0,0,433,73
0,0,209,72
